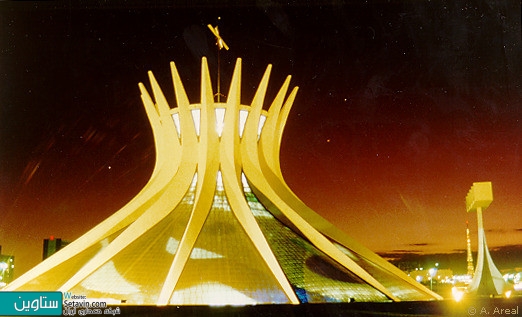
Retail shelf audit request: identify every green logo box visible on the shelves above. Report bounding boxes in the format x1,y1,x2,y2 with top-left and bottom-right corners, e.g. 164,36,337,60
0,291,62,316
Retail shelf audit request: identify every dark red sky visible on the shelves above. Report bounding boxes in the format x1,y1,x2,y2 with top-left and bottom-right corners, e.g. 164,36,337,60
1,1,521,277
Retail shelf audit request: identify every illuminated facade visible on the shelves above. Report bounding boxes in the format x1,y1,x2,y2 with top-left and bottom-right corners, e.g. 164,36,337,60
4,58,441,304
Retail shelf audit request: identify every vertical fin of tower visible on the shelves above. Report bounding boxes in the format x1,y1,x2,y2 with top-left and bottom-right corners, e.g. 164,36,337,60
467,207,507,295
218,59,299,303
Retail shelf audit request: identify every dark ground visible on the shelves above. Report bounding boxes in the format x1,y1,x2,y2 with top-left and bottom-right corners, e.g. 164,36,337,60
104,297,522,316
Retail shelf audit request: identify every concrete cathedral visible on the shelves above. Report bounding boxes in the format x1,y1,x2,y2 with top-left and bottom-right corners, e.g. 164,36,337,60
4,58,441,305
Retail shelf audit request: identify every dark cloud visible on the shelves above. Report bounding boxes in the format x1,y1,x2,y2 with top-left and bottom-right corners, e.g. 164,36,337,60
451,249,466,253
408,243,430,247
490,244,522,253
485,228,509,234
381,246,521,274
485,228,522,234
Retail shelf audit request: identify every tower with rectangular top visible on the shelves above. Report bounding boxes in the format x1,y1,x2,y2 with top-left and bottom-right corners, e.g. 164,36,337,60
466,182,508,296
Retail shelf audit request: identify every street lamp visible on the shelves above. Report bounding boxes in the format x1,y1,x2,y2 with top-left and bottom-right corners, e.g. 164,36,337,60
429,266,438,291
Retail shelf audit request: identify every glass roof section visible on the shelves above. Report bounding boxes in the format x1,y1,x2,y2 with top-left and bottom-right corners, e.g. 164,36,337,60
333,242,434,301
68,177,197,304
242,176,389,303
172,172,288,305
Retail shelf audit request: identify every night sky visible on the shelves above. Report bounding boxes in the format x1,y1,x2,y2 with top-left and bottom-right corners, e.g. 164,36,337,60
1,1,521,277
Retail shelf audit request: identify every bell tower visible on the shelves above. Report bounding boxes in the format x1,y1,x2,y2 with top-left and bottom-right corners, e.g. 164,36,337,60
465,182,508,296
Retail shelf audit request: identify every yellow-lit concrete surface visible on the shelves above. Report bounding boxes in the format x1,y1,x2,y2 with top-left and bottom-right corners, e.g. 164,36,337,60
3,58,441,305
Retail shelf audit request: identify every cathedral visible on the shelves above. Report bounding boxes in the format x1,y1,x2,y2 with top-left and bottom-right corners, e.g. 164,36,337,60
4,58,441,305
